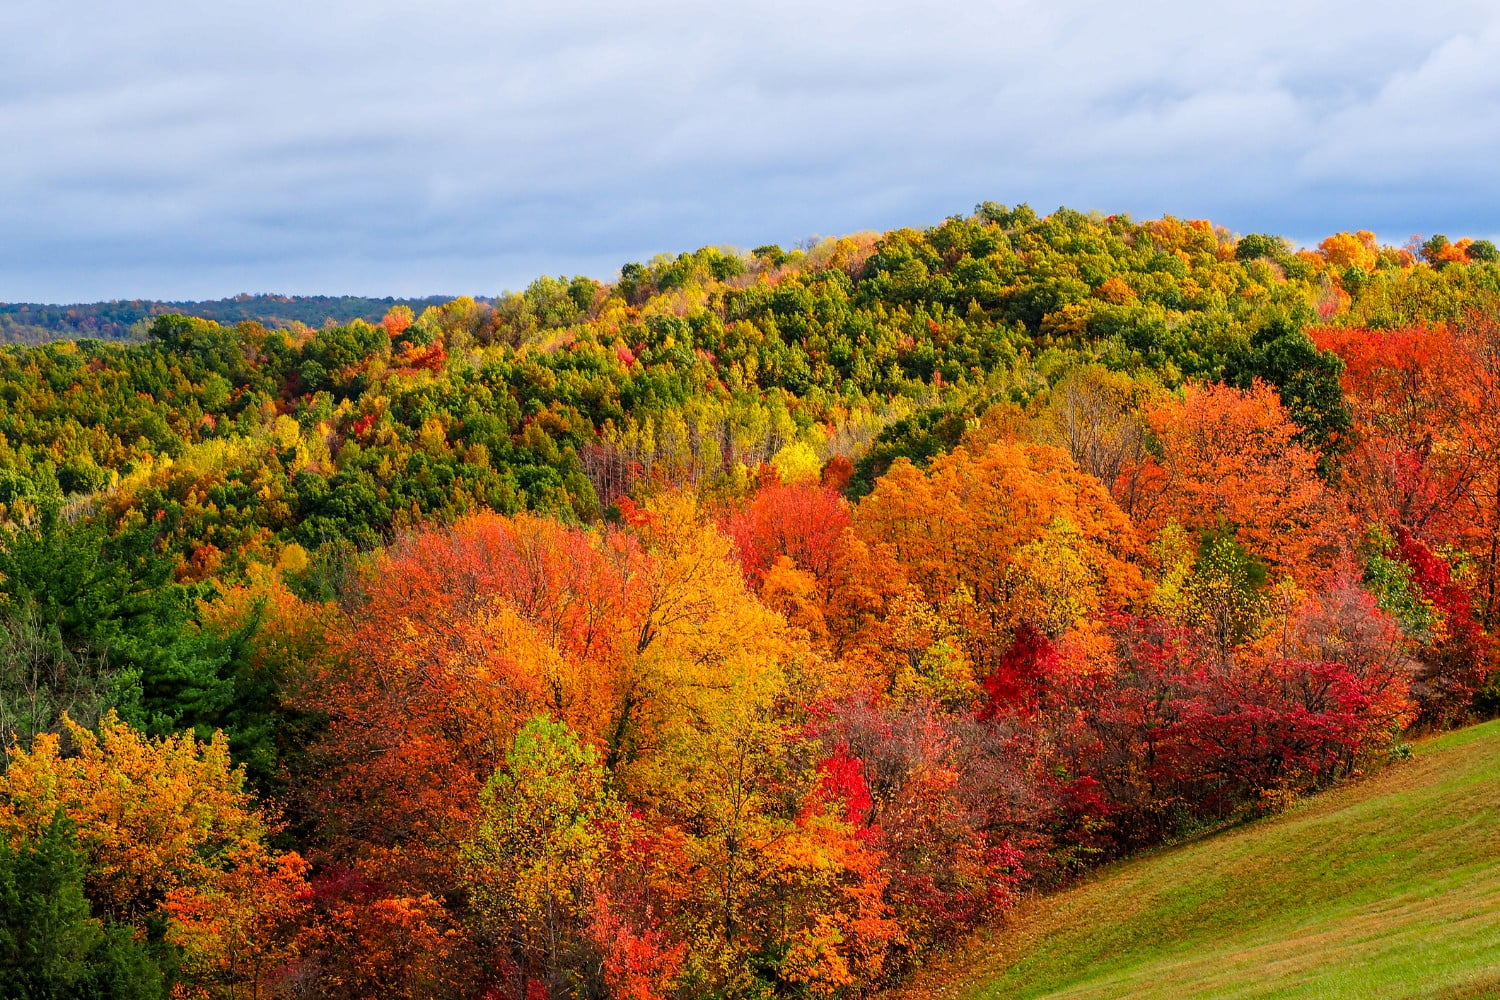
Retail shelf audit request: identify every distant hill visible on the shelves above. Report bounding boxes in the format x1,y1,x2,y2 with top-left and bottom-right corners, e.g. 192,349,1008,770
0,293,470,344
892,720,1500,1000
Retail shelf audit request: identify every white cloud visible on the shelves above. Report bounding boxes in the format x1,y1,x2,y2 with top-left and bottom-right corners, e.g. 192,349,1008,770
3,0,1498,300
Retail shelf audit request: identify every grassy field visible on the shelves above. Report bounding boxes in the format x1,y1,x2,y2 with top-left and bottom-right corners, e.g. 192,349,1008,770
894,720,1500,1000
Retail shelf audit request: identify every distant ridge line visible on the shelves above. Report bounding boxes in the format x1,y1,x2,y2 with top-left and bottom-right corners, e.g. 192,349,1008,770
0,293,490,345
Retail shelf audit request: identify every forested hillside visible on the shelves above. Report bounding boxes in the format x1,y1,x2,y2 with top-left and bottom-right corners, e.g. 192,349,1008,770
1,205,1498,998
0,294,460,344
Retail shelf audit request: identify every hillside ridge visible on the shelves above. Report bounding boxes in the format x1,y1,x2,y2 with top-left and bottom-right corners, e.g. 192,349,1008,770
0,293,467,344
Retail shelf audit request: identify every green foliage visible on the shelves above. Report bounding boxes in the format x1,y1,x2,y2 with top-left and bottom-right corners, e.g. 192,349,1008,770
850,405,976,497
1155,526,1270,661
1227,314,1350,461
1362,528,1438,642
0,812,167,999
1467,239,1500,263
1233,233,1288,261
0,294,456,345
0,513,289,783
460,717,620,965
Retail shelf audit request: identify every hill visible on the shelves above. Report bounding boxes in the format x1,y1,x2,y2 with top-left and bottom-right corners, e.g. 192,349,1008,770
2,204,1499,997
893,720,1500,1000
0,293,463,343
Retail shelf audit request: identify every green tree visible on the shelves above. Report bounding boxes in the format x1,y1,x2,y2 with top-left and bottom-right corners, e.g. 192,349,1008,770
0,812,166,999
1227,314,1350,464
459,717,621,984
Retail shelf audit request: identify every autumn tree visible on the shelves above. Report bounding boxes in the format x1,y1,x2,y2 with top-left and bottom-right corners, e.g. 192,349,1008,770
1320,314,1500,649
299,494,799,983
461,717,624,997
720,480,892,665
0,713,308,998
854,439,1145,677
1313,323,1472,533
1033,364,1155,512
1148,380,1329,578
1319,231,1379,272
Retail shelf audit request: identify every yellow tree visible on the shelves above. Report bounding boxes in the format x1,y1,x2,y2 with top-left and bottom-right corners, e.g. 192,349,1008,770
0,713,308,997
854,440,1146,675
460,717,624,995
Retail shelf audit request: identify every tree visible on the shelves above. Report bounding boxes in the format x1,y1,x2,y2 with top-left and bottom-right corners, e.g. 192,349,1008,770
300,495,797,941
1313,323,1471,534
0,713,308,998
1033,364,1155,511
1227,317,1350,462
1319,316,1500,637
1148,380,1329,578
720,482,854,591
718,480,889,662
855,439,1145,676
0,812,166,999
0,513,234,752
460,717,623,997
1319,231,1379,272
1153,526,1271,667
812,695,1025,951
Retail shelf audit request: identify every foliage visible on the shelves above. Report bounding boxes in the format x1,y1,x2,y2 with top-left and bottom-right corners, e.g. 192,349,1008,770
0,713,308,998
3,204,1500,996
0,812,167,999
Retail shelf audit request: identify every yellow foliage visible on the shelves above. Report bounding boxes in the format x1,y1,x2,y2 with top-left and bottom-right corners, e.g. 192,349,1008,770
1094,275,1137,305
1319,231,1379,272
771,441,823,484
0,712,308,996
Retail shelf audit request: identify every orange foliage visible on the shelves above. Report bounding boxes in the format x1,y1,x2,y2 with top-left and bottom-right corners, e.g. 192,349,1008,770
303,512,622,888
854,440,1145,679
1312,324,1471,532
1319,230,1379,272
1316,317,1500,625
1147,380,1329,577
0,713,309,997
1094,275,1137,305
380,304,414,337
302,495,796,893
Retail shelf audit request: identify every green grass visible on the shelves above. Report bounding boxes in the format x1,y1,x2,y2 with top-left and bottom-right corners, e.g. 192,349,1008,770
895,720,1500,1000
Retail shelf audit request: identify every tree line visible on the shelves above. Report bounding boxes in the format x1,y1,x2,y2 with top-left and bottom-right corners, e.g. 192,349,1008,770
1,204,1498,997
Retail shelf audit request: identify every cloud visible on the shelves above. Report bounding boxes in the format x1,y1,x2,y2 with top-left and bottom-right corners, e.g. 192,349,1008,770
3,0,1498,301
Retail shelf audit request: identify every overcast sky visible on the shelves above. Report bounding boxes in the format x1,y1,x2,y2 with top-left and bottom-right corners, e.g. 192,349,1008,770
4,1,1498,303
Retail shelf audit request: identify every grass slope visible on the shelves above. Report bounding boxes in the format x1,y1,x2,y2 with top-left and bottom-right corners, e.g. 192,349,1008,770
896,720,1500,1000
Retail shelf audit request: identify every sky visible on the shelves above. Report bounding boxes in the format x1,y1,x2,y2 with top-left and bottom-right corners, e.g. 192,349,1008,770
4,0,1499,303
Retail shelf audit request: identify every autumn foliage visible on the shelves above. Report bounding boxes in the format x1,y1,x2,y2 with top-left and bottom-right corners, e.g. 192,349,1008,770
3,207,1499,998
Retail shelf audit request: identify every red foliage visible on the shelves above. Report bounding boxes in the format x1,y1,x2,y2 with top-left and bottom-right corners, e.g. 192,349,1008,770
1038,614,1411,851
588,892,686,1000
808,696,1025,948
1397,530,1491,722
295,866,467,999
300,513,628,890
820,453,854,493
1313,324,1469,533
815,745,875,827
721,481,854,589
395,340,448,372
979,623,1060,720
